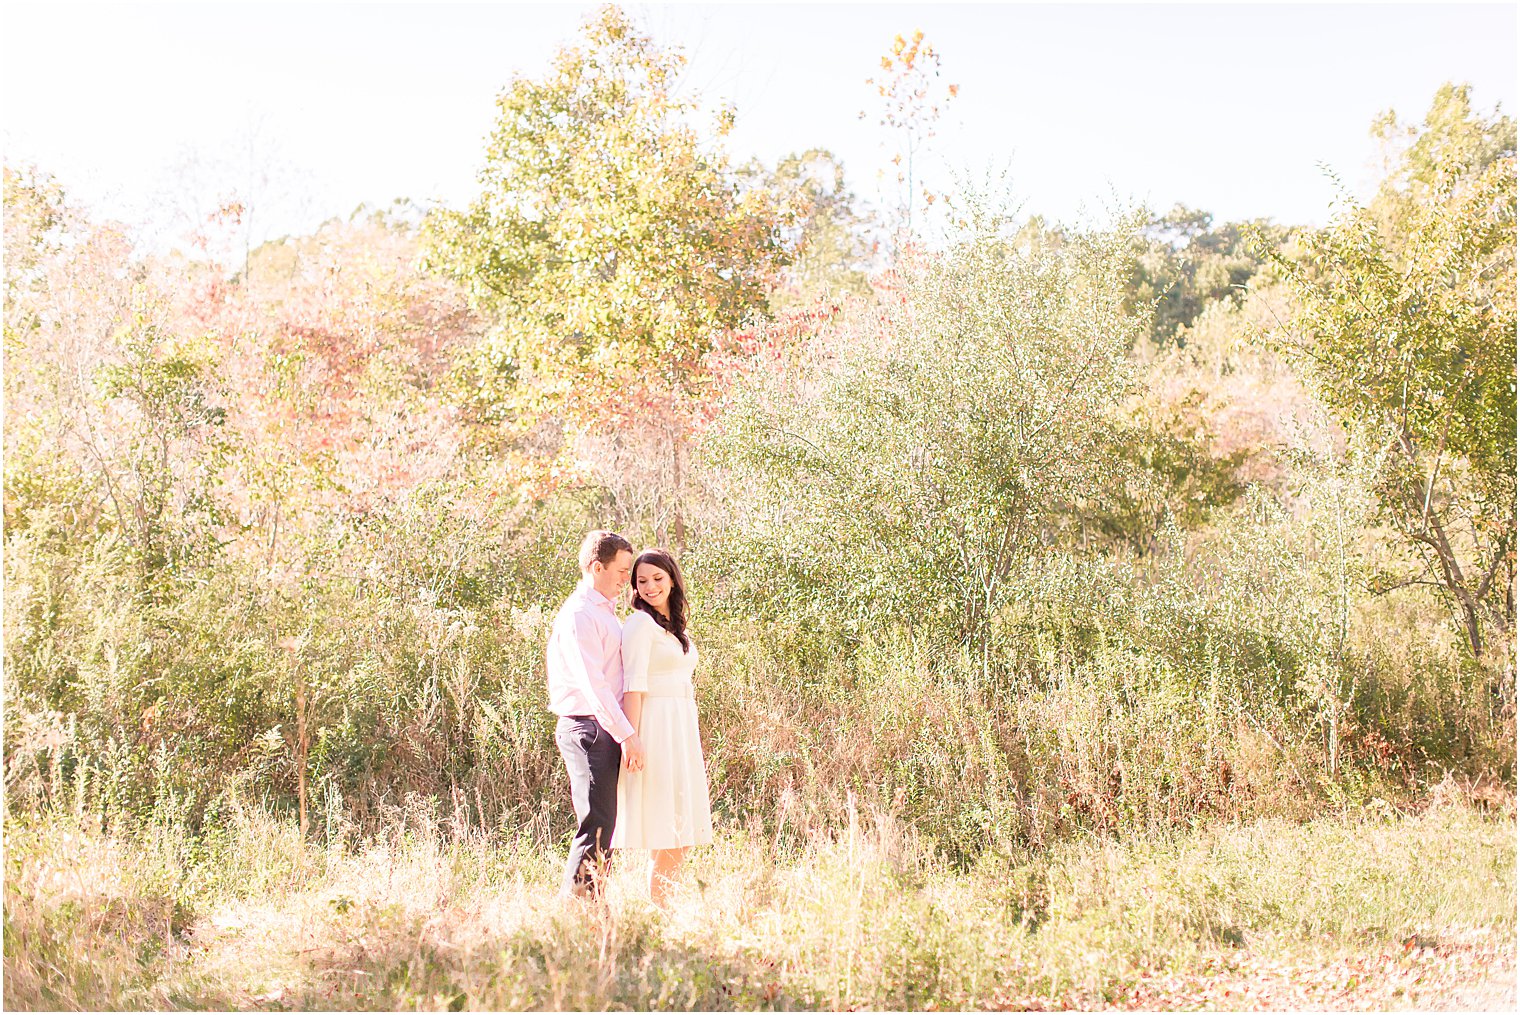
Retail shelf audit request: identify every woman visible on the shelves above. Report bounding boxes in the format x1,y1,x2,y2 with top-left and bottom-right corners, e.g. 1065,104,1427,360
611,548,713,906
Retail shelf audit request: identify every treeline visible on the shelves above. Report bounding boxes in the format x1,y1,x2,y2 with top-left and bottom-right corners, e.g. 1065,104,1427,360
4,7,1514,859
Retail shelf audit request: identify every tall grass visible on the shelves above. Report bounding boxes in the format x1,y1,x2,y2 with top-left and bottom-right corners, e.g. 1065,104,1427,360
4,793,1512,1010
6,476,1508,868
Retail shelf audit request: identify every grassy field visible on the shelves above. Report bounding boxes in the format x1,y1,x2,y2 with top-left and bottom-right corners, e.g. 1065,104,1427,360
3,788,1514,1011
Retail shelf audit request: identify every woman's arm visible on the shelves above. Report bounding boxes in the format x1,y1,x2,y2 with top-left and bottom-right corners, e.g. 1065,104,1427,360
623,691,644,738
620,614,654,765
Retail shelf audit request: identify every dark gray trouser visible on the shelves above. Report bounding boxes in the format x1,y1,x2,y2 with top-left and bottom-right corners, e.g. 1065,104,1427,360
555,715,622,897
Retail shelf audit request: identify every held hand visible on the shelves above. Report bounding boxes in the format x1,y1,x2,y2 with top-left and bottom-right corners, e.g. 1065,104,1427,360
622,733,646,773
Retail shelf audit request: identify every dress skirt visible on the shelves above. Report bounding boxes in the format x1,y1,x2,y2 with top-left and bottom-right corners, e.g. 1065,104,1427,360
612,691,714,850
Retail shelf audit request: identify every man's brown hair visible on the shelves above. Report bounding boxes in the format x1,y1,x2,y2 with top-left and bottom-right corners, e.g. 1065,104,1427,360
578,530,633,572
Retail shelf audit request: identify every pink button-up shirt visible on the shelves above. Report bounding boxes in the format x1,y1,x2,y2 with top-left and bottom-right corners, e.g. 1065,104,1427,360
546,580,635,743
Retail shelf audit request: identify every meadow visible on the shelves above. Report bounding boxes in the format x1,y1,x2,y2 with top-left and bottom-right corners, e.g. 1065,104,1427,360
4,9,1515,1011
4,790,1513,1010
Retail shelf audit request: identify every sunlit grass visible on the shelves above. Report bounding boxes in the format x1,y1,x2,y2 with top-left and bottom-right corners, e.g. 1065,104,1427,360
4,794,1512,1011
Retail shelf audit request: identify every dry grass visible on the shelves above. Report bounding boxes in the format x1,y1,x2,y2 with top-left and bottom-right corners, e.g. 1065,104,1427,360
4,788,1513,1011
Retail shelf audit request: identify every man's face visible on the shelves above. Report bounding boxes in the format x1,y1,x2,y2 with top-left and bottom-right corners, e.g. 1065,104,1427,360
590,549,633,599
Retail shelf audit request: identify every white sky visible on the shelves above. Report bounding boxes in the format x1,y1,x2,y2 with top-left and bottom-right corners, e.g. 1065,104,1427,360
2,1,1515,248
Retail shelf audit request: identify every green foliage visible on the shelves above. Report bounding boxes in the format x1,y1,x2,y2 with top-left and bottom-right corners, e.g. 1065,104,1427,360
2,163,68,317
421,5,790,425
1258,85,1517,660
3,50,1513,895
1126,205,1288,347
746,148,875,310
1370,82,1517,224
707,202,1143,661
92,316,231,576
1082,390,1250,554
2,473,606,832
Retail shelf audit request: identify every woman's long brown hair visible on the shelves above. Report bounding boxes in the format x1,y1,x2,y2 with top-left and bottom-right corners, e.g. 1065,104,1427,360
630,548,690,653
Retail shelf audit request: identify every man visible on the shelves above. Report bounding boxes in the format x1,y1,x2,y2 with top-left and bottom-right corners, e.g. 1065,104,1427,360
547,529,646,898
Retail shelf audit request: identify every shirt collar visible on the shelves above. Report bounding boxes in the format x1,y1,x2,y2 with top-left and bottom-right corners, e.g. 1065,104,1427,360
579,578,615,609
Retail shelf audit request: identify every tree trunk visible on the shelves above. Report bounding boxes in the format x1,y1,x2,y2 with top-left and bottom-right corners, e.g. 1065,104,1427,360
671,432,687,552
1399,430,1486,657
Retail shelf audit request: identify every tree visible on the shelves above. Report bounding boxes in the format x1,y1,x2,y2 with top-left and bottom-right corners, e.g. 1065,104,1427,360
3,164,67,314
1259,85,1516,662
4,168,230,581
707,199,1143,674
220,208,479,570
1127,204,1283,347
422,5,790,432
744,149,875,311
864,29,958,247
1369,82,1516,226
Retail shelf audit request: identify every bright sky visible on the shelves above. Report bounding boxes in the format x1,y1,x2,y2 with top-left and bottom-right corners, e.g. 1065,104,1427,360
3,1,1515,248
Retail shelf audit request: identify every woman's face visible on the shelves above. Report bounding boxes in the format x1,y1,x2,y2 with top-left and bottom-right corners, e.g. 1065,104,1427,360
634,562,673,613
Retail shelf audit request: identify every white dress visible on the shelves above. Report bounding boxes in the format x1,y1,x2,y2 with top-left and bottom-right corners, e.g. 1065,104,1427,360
612,611,714,850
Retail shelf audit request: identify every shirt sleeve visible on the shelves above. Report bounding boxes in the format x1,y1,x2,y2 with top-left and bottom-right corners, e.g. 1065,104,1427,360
622,614,655,694
569,609,636,743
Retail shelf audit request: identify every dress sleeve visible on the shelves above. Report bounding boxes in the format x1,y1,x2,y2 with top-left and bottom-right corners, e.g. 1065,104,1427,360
622,613,655,694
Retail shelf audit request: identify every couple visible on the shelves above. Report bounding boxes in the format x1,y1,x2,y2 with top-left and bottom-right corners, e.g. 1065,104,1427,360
546,530,713,905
